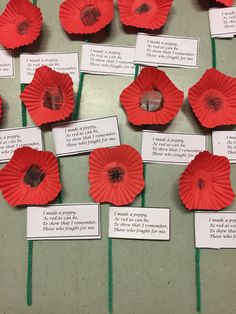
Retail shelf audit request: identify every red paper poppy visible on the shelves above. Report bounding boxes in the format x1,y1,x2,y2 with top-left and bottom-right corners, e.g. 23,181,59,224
59,0,114,34
0,0,43,49
188,68,236,128
215,0,234,6
20,66,74,126
120,67,184,125
0,96,2,120
88,144,145,206
118,0,173,30
179,151,235,211
0,147,61,207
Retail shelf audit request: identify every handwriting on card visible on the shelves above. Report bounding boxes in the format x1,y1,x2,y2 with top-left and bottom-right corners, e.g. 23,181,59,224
209,7,236,38
27,204,100,240
109,207,170,240
0,127,42,163
135,34,199,68
52,116,120,157
0,49,14,78
212,131,236,162
141,131,206,164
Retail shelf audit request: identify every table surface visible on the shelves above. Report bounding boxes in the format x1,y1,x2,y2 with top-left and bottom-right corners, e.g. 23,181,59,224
0,1,236,314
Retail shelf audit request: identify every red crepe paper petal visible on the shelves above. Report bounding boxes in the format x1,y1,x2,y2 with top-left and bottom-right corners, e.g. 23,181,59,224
118,0,173,30
0,96,2,120
20,66,74,126
88,144,145,206
59,0,114,34
179,151,235,211
0,147,62,207
0,0,43,49
188,68,236,128
120,67,184,125
215,0,234,6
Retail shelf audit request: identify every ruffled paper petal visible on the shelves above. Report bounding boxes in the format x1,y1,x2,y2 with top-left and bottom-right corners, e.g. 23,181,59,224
89,144,145,206
118,0,173,30
0,0,43,49
215,0,234,6
179,151,235,211
0,147,61,206
20,66,74,126
188,68,236,128
59,0,114,34
120,67,184,125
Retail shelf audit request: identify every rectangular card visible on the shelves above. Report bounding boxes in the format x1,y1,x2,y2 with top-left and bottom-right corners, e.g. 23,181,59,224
134,33,199,68
20,52,79,83
209,7,236,38
27,203,101,240
141,131,206,164
195,212,236,249
212,131,236,162
80,43,135,76
52,116,120,157
0,49,14,78
0,126,42,163
109,207,170,240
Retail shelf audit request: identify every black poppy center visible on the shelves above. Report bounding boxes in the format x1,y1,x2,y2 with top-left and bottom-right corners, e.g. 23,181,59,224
197,178,205,190
204,91,223,112
107,167,125,183
24,164,45,188
42,87,63,110
16,19,31,35
80,5,101,26
135,3,151,14
140,88,163,112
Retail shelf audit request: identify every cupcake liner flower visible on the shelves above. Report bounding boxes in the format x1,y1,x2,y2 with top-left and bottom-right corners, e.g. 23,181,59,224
20,66,74,126
118,0,173,30
188,68,236,128
0,0,43,49
0,147,62,207
179,151,235,211
215,0,234,6
120,67,184,125
88,144,145,206
59,0,114,34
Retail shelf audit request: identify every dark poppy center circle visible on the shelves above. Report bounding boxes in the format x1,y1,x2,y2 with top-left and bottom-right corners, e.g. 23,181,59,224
80,5,101,26
140,89,163,112
24,164,45,188
42,87,64,110
135,3,151,14
107,166,125,183
203,89,224,112
16,18,31,35
197,178,205,190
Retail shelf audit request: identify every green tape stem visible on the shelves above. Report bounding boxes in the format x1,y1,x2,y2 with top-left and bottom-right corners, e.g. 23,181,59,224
20,83,27,127
108,237,113,314
32,0,37,5
27,240,33,306
73,72,85,121
57,157,63,204
195,248,201,312
141,164,147,208
134,64,139,79
211,38,217,68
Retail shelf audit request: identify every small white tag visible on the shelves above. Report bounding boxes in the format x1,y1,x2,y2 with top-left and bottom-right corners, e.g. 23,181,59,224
80,43,135,76
27,203,101,240
209,7,236,38
212,131,236,162
195,212,236,249
0,49,14,78
109,207,170,240
141,131,206,164
134,34,199,68
52,116,120,157
20,52,79,83
0,126,43,163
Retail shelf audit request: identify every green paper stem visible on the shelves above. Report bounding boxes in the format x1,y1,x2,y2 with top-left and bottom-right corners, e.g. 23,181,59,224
141,164,147,208
211,38,217,68
73,72,85,121
134,64,139,79
195,248,201,312
108,237,113,314
20,84,27,127
32,0,37,5
57,157,63,204
27,240,33,306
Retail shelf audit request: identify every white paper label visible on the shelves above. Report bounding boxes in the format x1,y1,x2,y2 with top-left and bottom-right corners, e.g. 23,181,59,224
141,131,206,164
0,126,42,163
209,7,236,38
80,43,135,76
20,53,79,83
134,34,199,68
195,212,236,249
212,131,236,162
27,203,101,240
52,116,120,157
109,207,170,240
0,49,14,78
